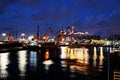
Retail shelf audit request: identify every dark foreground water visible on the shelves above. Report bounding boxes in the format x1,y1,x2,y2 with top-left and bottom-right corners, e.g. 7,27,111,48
0,46,111,80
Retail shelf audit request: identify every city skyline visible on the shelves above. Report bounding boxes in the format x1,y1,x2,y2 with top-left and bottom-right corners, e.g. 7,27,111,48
0,0,120,37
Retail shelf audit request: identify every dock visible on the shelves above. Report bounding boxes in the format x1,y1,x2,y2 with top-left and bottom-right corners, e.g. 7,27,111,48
0,41,113,53
0,42,23,52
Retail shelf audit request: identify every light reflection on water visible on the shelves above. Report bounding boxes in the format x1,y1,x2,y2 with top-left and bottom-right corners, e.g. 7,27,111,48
43,50,54,71
44,49,50,60
93,46,97,67
99,47,104,71
29,51,37,71
0,52,9,78
60,47,89,62
43,60,54,71
18,50,27,77
60,46,106,76
0,46,110,79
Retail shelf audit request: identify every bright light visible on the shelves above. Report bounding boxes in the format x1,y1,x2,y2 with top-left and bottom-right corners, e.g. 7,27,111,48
85,32,89,34
0,52,9,77
21,33,25,36
28,35,34,40
18,50,27,76
51,38,54,41
43,60,54,70
2,33,6,37
22,38,25,41
65,42,69,45
72,26,74,29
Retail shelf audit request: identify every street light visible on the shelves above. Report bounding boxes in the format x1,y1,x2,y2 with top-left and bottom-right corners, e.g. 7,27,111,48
21,33,25,37
20,33,26,42
1,33,7,41
2,33,6,37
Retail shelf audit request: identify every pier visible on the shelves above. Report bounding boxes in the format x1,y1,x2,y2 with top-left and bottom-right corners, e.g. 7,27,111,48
0,41,113,53
0,42,23,52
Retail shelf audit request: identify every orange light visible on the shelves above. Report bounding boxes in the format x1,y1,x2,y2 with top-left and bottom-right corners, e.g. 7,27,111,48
45,50,49,59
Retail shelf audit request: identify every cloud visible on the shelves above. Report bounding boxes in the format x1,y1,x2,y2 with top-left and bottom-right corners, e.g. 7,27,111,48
110,10,120,26
96,10,120,27
30,1,76,22
85,10,120,36
19,0,38,8
70,0,104,12
31,12,49,21
0,0,17,14
29,0,106,23
0,0,120,37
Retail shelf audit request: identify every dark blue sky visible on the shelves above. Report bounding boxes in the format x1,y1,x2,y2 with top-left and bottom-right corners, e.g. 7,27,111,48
0,0,120,37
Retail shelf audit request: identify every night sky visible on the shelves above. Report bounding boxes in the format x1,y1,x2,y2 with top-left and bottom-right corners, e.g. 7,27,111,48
0,0,120,37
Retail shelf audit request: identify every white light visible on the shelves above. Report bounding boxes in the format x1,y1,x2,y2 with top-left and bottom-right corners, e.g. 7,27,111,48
22,38,25,41
21,33,25,36
0,52,9,77
65,42,69,45
2,33,6,37
51,38,54,41
18,50,27,75
43,60,54,70
28,35,34,40
85,32,89,34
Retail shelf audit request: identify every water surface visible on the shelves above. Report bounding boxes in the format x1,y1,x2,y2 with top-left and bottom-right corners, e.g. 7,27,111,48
0,46,110,80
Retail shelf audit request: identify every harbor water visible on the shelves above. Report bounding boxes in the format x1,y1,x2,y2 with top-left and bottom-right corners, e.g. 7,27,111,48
0,46,112,80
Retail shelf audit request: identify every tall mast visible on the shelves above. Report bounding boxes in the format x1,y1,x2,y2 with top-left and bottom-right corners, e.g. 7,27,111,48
15,26,18,40
36,25,40,41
